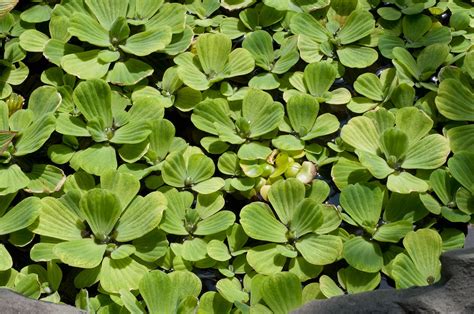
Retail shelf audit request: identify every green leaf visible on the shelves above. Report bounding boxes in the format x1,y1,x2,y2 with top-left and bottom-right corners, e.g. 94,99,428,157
100,171,140,210
207,240,231,262
303,62,336,97
319,275,344,298
0,1,18,17
290,13,329,43
353,73,383,101
120,289,146,314
379,128,409,160
243,89,284,138
341,116,379,154
0,197,40,235
75,144,117,176
237,142,272,160
377,7,401,20
447,125,474,154
191,99,234,137
242,30,274,71
402,134,450,169
19,30,49,52
69,13,110,47
357,150,394,179
0,244,12,271
373,221,412,243
179,237,208,262
80,189,122,240
73,79,112,126
340,183,383,230
187,153,215,184
448,152,474,193
120,28,172,56
402,14,430,42
395,107,433,143
417,44,449,80
14,114,55,156
288,257,323,282
435,79,474,121
61,50,110,80
28,86,61,119
339,266,381,294
196,33,231,76
198,292,232,314
32,197,83,241
99,256,148,293
268,178,305,225
0,165,29,195
331,155,372,189
391,253,426,289
385,192,429,223
25,164,66,194
240,202,287,243
194,210,235,235
387,172,429,194
338,10,375,44
272,135,304,151
343,236,383,273
261,272,302,314
224,48,255,78
291,200,323,237
111,120,151,144
337,46,378,68
14,273,41,299
161,153,186,188
246,244,286,275
107,59,154,86
20,4,50,23
110,244,136,260
392,47,418,79
287,94,319,135
140,270,201,314
85,0,128,30
146,3,186,33
53,239,106,268
296,234,342,265
115,192,166,242
393,229,442,288
216,277,248,303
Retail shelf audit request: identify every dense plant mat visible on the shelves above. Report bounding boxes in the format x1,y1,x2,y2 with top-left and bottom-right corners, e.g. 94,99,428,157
0,0,472,312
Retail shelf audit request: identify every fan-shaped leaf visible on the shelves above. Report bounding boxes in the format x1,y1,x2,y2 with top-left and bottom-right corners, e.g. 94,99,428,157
73,79,112,126
340,183,383,229
402,134,450,169
240,202,287,243
115,192,166,242
0,197,40,235
80,189,122,240
448,152,474,193
338,11,375,44
387,172,429,194
343,236,383,273
296,234,342,265
303,62,337,97
53,239,106,269
435,79,473,121
262,272,302,314
268,178,306,225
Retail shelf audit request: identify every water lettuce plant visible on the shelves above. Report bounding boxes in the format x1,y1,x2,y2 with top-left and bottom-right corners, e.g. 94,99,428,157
0,0,472,312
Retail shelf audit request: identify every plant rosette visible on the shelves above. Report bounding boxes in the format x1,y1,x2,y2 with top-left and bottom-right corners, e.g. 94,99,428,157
339,107,450,194
30,170,167,293
240,178,343,281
